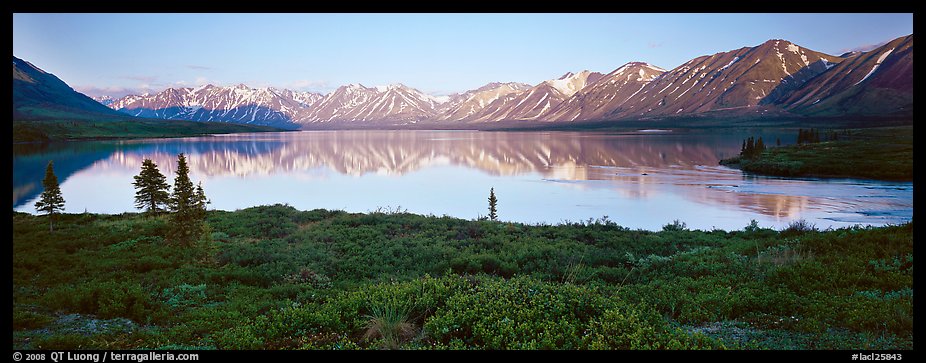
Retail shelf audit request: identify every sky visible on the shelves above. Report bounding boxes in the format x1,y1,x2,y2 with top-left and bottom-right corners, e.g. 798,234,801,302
13,13,913,99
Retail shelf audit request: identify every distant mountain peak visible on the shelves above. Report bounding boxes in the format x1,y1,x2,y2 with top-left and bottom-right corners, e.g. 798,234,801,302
839,51,862,58
611,62,668,75
543,70,603,98
473,81,531,93
92,95,115,107
101,82,323,129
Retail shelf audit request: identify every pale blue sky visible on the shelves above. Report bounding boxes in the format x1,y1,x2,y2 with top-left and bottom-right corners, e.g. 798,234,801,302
13,13,913,98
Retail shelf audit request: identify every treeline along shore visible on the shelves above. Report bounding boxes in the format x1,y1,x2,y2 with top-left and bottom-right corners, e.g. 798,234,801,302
720,126,912,181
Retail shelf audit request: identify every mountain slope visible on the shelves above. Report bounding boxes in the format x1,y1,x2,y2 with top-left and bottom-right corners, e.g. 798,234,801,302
466,70,604,122
13,56,127,120
542,62,666,121
436,82,533,121
774,35,913,116
606,40,843,119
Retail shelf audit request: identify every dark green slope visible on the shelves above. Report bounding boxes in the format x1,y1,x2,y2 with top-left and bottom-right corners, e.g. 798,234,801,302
13,56,126,120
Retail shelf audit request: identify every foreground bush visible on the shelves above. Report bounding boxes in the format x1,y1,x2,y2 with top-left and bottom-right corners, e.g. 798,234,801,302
12,207,913,350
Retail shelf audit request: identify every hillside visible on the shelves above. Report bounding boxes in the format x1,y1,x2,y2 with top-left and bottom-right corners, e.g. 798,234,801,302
13,56,129,120
773,35,913,117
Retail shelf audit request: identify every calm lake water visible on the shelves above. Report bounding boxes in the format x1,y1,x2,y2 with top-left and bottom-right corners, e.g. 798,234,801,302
13,130,912,231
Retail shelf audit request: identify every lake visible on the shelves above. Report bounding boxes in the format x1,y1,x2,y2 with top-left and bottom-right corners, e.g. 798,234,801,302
12,130,912,231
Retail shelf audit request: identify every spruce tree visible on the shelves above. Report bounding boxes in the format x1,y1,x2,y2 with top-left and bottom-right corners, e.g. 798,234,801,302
167,153,206,245
132,158,171,214
35,160,66,232
488,187,498,221
194,181,209,220
745,137,755,157
756,137,765,154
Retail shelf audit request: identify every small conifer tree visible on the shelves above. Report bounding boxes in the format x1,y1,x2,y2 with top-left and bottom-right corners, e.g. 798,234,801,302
488,187,498,221
35,160,66,232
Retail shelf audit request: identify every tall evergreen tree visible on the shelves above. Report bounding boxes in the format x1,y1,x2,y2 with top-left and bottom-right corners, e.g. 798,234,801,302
488,187,498,221
132,158,171,214
35,160,66,232
756,137,765,154
168,153,207,245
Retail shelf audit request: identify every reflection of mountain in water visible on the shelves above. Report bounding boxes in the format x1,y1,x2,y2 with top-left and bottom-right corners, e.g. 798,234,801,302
18,130,819,219
102,131,740,180
14,142,132,208
12,138,286,208
572,165,814,220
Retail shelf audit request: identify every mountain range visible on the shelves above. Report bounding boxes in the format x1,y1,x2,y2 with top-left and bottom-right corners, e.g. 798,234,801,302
15,34,913,129
103,84,322,129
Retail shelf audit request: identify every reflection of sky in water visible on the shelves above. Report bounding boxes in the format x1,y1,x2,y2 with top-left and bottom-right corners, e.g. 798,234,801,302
12,130,912,231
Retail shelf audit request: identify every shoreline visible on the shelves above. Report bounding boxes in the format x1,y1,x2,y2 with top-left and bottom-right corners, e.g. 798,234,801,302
718,126,912,182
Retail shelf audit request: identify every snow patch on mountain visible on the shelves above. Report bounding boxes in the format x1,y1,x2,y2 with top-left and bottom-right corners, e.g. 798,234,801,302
544,70,597,97
854,47,895,86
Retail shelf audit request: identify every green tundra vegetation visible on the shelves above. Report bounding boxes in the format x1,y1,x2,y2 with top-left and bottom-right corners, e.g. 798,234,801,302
12,204,913,350
720,126,912,181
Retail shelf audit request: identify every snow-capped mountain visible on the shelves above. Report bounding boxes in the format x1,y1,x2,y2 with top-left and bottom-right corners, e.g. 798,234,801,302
604,39,843,119
542,62,666,121
277,88,324,108
464,70,604,122
546,71,603,98
436,82,533,121
296,83,443,124
107,84,323,129
773,35,912,116
92,95,115,107
96,35,912,128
